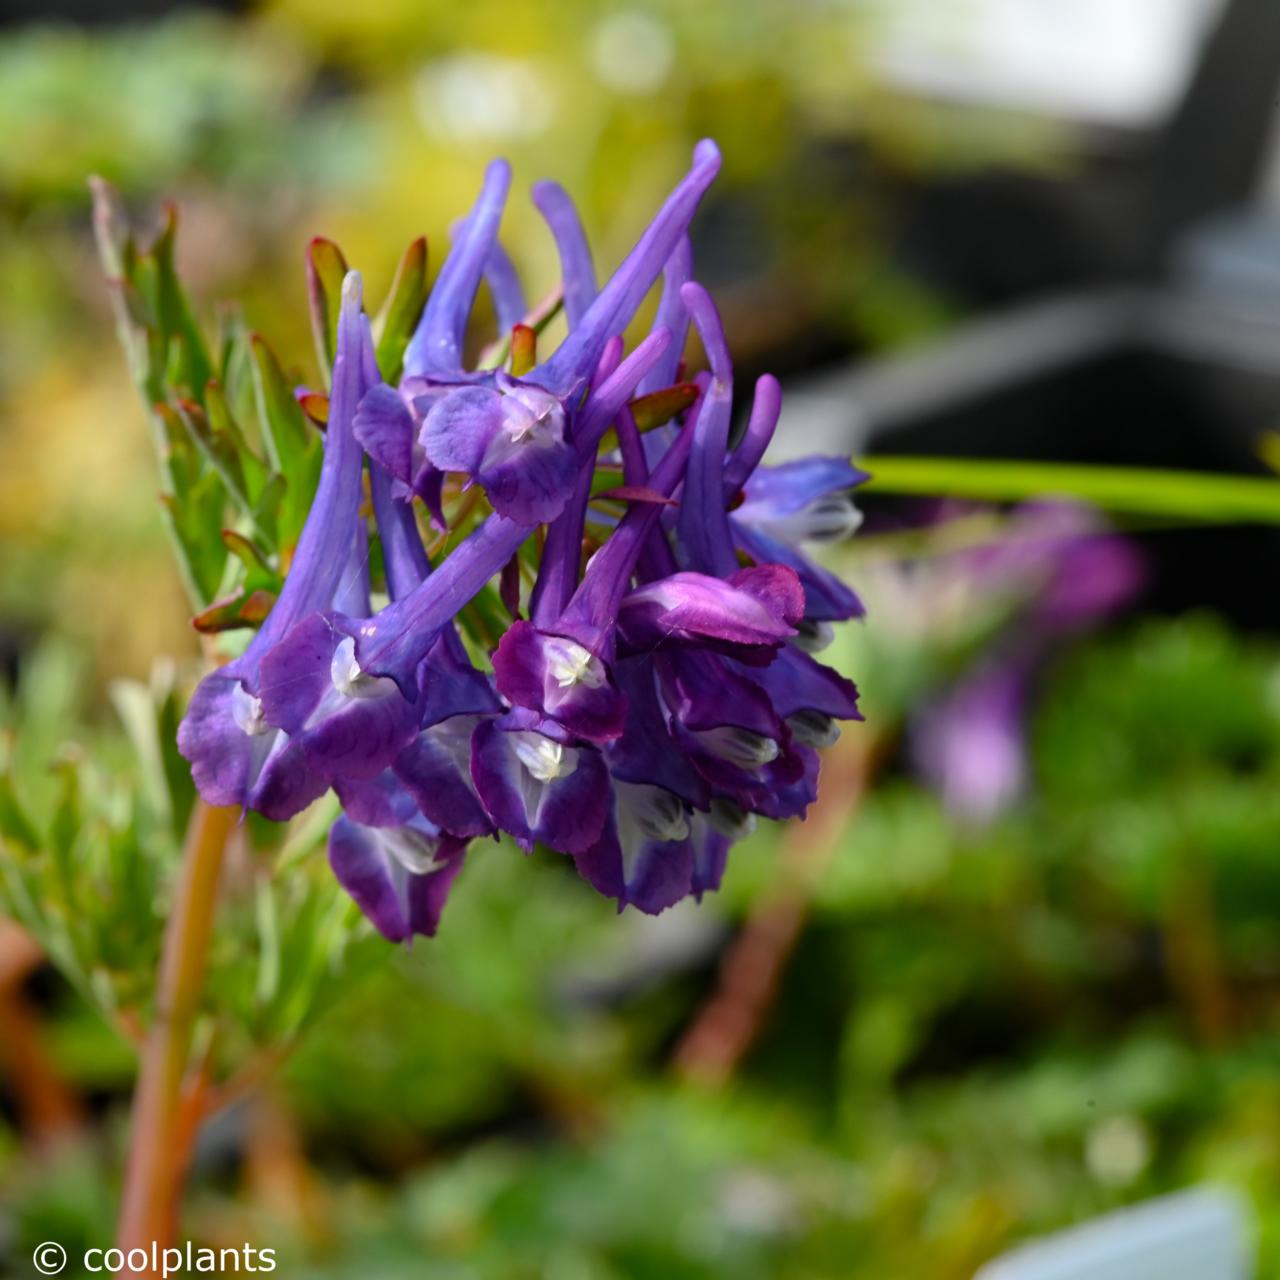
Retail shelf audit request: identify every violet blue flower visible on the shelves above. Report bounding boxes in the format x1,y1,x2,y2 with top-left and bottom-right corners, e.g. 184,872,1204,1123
177,272,374,820
171,139,868,937
328,771,467,944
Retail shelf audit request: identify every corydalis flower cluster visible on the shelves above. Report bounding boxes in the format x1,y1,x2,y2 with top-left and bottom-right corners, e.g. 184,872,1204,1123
178,141,866,942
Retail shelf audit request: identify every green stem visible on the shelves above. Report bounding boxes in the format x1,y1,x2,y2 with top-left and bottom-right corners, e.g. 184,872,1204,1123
116,800,237,1270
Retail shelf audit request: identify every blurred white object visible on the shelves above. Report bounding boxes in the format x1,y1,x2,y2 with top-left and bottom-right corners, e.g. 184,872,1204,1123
974,1187,1251,1280
870,0,1225,128
414,54,553,141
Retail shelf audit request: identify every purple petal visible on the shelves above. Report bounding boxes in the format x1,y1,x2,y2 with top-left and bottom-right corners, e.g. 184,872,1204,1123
670,720,797,810
913,660,1028,824
535,141,721,395
476,425,577,524
405,158,512,378
675,282,737,577
528,333,675,626
605,657,709,807
334,769,407,827
722,375,783,495
656,650,782,738
485,238,527,334
258,614,421,782
617,565,802,658
351,335,675,691
492,621,627,742
574,782,695,915
254,273,372,656
638,236,693,398
420,385,504,476
531,181,596,328
470,714,610,854
418,631,503,728
690,814,732,900
394,715,495,839
177,670,329,821
749,743,819,820
354,384,416,489
412,466,448,531
1037,532,1143,628
328,809,466,943
732,522,866,623
370,466,500,730
743,645,862,724
734,455,868,545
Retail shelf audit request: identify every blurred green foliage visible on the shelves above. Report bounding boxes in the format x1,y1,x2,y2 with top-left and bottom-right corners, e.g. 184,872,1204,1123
4,614,1280,1277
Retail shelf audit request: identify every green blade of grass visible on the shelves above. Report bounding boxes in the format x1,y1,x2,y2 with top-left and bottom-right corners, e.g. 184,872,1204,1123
859,456,1280,525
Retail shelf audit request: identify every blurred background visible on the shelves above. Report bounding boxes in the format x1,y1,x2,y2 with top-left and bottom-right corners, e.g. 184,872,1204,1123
3,0,1280,1276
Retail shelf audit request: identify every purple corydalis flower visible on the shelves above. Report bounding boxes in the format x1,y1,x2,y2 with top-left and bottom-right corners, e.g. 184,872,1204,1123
172,138,868,940
328,776,467,944
177,272,372,819
420,376,576,524
470,709,611,854
911,503,1142,824
914,659,1028,825
730,456,869,627
490,401,700,741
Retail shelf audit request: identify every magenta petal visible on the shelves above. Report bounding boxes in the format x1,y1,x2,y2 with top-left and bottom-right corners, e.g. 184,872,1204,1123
732,522,865,622
617,567,801,657
726,565,805,630
492,622,626,742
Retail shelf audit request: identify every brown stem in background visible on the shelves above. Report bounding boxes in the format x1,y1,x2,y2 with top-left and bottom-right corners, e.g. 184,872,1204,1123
673,731,881,1086
243,1090,333,1248
116,800,238,1271
1164,845,1233,1047
0,921,84,1144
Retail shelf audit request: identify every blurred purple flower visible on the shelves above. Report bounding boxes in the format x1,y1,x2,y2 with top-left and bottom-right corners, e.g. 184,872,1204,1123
912,504,1143,823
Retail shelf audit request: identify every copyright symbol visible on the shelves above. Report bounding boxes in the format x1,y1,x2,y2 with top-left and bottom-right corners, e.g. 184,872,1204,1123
33,1242,67,1275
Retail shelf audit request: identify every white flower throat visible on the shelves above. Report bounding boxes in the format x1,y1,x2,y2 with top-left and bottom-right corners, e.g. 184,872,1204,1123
617,781,690,844
756,492,863,547
511,731,574,784
502,387,564,444
379,826,444,876
694,725,780,770
231,683,271,737
331,636,399,700
787,710,840,748
544,637,607,690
